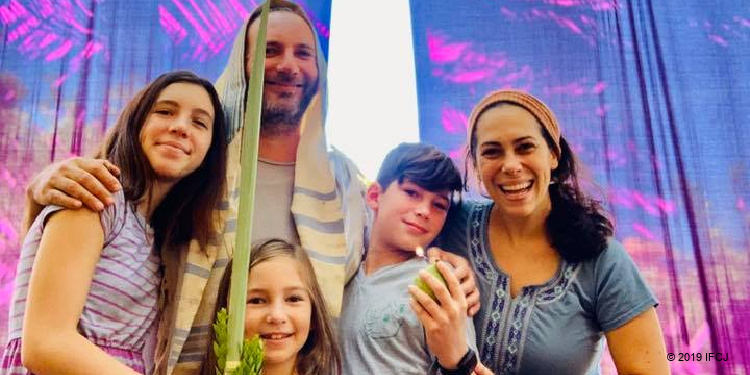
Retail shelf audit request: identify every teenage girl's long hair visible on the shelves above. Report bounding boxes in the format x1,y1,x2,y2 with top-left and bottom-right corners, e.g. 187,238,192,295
97,71,228,252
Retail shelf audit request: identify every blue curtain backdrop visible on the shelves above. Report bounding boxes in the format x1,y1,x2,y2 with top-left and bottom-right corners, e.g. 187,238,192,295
0,0,331,346
410,0,749,373
0,0,748,373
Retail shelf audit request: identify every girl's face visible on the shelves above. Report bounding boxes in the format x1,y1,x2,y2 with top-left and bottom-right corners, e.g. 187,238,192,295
245,256,312,370
139,82,214,183
474,105,558,219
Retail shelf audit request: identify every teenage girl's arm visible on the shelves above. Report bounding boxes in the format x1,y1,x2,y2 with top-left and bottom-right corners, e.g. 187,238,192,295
605,307,671,375
21,208,141,375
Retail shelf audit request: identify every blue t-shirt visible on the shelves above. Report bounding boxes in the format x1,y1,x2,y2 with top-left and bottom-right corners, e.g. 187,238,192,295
435,200,658,375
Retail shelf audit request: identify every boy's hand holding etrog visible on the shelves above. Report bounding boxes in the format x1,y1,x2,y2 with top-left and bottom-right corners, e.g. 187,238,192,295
408,260,469,369
414,261,448,301
426,246,481,316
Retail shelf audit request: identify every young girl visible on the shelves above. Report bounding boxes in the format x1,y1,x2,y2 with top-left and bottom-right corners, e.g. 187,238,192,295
202,239,341,375
1,71,228,375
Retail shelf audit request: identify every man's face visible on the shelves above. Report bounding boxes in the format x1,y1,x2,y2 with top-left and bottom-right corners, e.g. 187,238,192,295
246,11,319,131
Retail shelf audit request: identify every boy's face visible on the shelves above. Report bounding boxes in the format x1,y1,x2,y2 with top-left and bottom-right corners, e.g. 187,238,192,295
367,179,451,254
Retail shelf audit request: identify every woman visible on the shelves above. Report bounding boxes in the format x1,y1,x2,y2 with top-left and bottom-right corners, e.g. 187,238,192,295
437,89,669,374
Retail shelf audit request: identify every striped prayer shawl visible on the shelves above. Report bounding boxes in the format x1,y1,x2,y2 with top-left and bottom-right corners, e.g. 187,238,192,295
213,0,360,319
159,3,368,374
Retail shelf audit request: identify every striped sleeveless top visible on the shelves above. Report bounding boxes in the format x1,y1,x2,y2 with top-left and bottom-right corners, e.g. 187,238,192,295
1,190,160,374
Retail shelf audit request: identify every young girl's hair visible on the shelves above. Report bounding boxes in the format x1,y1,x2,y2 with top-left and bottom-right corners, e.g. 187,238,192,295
98,71,228,251
202,239,342,375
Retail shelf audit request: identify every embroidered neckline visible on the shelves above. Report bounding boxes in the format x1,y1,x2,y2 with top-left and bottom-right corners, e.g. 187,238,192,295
467,201,580,374
471,202,571,287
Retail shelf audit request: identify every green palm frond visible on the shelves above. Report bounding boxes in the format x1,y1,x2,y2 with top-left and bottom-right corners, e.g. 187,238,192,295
226,0,270,370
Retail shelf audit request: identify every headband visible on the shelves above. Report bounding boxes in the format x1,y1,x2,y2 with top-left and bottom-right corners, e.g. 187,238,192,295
467,89,561,156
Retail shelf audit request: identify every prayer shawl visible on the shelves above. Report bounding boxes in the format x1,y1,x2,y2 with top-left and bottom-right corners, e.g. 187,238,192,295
156,5,368,375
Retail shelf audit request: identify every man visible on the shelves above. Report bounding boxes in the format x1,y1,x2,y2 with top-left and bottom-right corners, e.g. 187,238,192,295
24,1,478,374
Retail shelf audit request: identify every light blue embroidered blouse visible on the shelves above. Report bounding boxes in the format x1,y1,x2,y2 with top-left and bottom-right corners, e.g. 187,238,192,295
436,200,658,375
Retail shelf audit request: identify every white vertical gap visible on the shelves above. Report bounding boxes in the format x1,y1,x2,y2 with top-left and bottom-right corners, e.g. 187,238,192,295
326,0,420,181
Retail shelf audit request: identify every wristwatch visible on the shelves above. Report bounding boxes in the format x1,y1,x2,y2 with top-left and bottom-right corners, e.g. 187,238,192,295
438,349,478,375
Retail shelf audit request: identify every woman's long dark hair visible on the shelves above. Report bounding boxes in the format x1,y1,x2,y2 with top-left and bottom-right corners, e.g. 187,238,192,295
467,102,613,262
98,71,228,252
202,239,342,375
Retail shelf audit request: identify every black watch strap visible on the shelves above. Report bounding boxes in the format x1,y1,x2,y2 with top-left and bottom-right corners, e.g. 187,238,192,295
438,349,478,375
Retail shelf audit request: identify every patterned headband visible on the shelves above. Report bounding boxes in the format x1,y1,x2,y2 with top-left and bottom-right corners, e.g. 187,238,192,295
467,89,561,156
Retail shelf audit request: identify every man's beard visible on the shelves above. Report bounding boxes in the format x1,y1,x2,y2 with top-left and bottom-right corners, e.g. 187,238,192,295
260,82,316,135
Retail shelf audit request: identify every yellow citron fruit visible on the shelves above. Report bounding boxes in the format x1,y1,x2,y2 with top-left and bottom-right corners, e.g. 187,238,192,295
414,263,448,301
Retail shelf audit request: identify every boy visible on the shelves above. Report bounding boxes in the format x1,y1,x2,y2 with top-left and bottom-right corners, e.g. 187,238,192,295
339,142,479,375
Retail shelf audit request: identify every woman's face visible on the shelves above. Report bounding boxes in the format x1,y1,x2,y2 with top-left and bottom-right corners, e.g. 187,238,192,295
473,104,558,219
244,256,312,370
